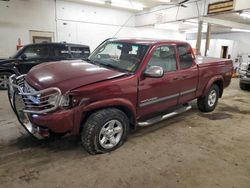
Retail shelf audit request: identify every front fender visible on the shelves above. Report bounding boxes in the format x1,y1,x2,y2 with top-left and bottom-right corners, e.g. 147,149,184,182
72,98,137,134
202,75,224,97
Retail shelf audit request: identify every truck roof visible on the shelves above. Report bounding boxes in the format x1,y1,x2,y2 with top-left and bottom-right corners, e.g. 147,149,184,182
109,38,189,46
23,42,90,48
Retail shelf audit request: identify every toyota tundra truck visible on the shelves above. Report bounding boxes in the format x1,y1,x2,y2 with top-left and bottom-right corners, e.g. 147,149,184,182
8,39,233,154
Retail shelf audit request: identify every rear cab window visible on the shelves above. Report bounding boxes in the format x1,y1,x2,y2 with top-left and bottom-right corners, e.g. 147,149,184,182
177,45,194,69
51,45,71,59
70,46,90,59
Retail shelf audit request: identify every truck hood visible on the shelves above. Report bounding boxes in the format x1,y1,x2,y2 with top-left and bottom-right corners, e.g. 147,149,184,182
25,60,127,93
0,58,17,66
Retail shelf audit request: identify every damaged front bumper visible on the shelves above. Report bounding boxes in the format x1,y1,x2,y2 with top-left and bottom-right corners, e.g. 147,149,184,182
8,74,62,139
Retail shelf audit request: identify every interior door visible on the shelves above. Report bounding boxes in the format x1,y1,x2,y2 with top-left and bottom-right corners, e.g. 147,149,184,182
176,45,199,104
138,45,180,118
17,45,50,74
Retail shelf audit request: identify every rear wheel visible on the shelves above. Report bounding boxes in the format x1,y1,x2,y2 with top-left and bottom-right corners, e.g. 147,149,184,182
0,72,12,90
240,82,249,90
81,108,129,155
197,84,219,112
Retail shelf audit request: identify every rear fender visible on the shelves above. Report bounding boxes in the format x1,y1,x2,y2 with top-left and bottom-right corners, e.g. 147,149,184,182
202,76,224,97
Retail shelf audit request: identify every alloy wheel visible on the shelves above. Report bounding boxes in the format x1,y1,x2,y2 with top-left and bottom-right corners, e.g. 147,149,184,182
208,90,217,107
0,74,9,89
99,120,123,149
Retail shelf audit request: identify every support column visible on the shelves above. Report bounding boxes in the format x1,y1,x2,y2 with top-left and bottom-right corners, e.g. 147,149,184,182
196,20,203,55
205,23,211,56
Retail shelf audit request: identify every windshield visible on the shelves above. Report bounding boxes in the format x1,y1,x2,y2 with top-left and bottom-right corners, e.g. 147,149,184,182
10,47,24,58
89,41,149,73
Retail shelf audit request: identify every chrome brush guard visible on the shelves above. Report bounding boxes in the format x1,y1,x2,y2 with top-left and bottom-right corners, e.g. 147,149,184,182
8,74,62,114
8,74,62,139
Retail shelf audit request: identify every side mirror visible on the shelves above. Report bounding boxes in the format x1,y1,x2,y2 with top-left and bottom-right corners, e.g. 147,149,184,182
20,54,27,60
144,66,164,78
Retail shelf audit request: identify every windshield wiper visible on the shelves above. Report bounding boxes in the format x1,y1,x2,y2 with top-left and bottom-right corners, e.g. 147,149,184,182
98,62,130,73
85,58,100,65
86,59,131,74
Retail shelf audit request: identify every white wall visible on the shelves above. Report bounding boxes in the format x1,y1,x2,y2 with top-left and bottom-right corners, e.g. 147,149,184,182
235,0,250,11
188,38,237,59
211,32,250,57
135,0,204,27
188,32,250,59
56,0,136,50
0,0,186,58
0,0,56,58
56,1,186,51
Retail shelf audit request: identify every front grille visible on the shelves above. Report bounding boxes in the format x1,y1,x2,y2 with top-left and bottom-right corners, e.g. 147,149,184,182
247,64,250,78
9,75,62,114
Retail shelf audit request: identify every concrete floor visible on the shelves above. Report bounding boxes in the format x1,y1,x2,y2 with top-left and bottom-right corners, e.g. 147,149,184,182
0,78,250,188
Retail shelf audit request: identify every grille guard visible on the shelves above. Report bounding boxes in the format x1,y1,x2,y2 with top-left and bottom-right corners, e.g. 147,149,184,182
8,74,62,114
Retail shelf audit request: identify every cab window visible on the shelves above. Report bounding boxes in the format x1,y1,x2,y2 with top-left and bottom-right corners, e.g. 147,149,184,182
52,45,71,58
148,45,177,72
71,47,90,59
22,45,49,59
177,45,194,69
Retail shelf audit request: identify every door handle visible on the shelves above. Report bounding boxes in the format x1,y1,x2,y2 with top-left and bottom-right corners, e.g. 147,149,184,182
173,77,179,81
182,75,188,79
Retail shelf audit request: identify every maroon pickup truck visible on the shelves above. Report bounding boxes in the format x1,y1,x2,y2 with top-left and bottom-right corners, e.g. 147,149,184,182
8,39,233,154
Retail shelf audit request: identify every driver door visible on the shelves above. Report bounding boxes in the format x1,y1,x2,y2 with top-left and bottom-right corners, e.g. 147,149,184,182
138,45,180,118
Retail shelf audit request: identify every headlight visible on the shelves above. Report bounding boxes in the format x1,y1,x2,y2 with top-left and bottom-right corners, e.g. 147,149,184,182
59,94,70,107
240,63,248,71
47,94,58,106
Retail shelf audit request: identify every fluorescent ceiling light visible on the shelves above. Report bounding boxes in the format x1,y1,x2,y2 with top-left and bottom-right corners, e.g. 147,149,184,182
111,0,144,10
184,21,208,27
184,21,198,26
154,23,179,31
185,28,207,33
239,12,250,19
231,28,250,32
155,0,171,2
83,0,105,4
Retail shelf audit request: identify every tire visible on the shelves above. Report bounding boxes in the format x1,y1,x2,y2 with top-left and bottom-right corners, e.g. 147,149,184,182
7,84,16,113
0,72,12,90
240,82,248,90
81,108,129,155
197,84,219,112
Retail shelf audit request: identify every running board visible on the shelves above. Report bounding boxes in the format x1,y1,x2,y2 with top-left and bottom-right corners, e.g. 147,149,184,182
138,104,192,127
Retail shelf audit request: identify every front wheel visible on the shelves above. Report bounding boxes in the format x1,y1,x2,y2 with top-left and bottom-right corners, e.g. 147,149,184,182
197,84,219,112
239,82,249,90
81,108,129,155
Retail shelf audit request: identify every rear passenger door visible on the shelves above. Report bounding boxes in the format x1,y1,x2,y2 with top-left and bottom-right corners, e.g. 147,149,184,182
138,45,180,117
176,45,199,104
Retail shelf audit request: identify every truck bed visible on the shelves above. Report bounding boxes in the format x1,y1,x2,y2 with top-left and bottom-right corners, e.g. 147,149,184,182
195,56,232,67
195,56,233,98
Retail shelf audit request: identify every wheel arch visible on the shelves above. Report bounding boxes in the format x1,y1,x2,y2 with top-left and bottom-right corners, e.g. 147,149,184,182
77,98,137,133
202,76,224,98
0,69,16,75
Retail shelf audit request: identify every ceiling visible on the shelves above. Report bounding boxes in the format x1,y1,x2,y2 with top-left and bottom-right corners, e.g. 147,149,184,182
67,0,250,33
69,0,181,10
155,14,250,34
211,12,250,25
129,0,180,9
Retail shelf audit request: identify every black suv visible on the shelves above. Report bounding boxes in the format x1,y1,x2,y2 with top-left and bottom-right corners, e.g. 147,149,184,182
0,42,90,89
